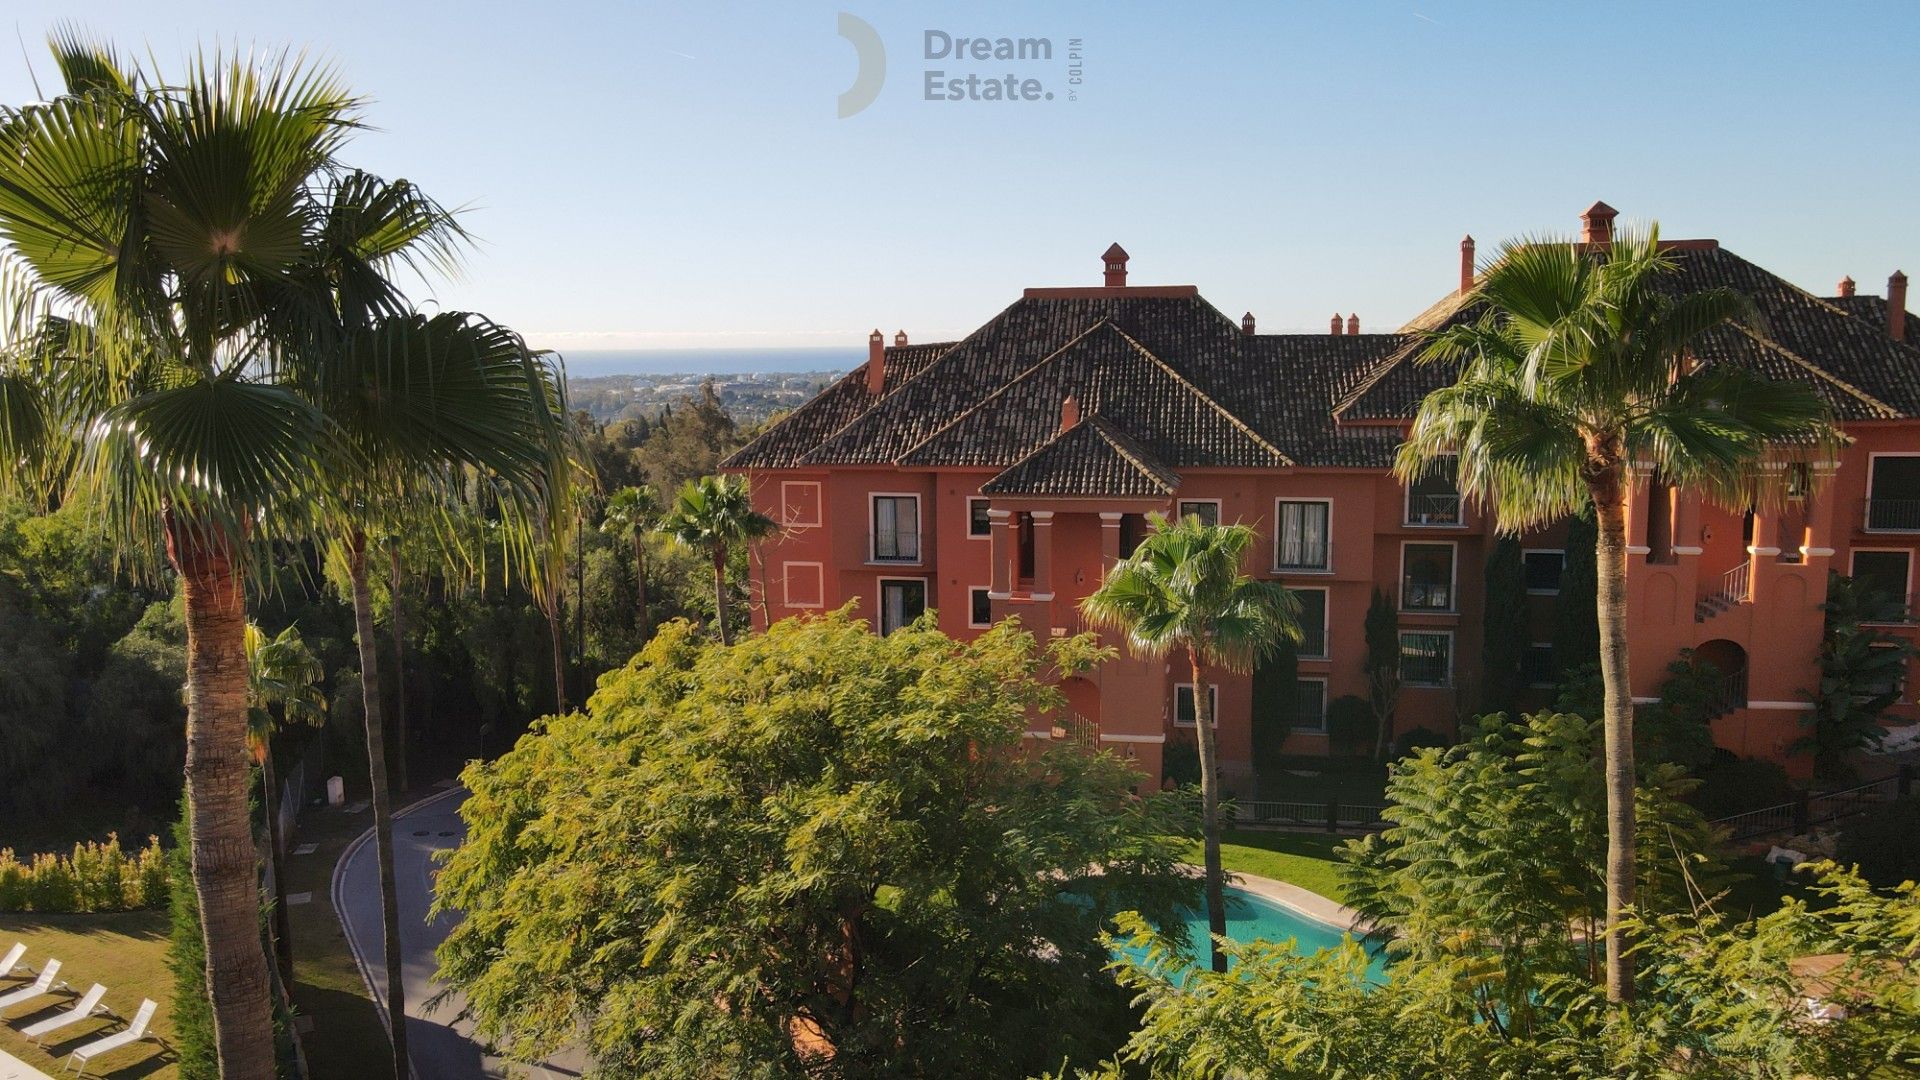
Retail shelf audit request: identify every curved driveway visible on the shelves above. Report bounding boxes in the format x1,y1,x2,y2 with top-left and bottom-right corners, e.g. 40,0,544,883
334,787,585,1080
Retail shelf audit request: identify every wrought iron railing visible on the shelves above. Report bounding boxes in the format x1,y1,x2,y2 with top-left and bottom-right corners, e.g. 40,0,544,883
869,530,921,562
1049,710,1100,752
1401,580,1454,611
1229,800,1389,833
1405,493,1463,526
1710,770,1906,841
1864,498,1920,532
1704,665,1749,718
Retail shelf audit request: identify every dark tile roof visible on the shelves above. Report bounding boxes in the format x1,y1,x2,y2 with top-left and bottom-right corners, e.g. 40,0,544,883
980,417,1181,497
722,342,953,469
1827,294,1920,363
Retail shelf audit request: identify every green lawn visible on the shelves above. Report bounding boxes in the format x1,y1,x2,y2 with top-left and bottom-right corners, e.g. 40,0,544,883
1181,830,1354,905
0,909,175,1079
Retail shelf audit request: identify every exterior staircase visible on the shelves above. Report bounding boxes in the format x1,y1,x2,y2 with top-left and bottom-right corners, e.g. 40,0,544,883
1694,563,1751,624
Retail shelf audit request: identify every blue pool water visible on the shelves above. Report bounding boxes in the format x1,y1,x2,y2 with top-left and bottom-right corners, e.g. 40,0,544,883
1117,886,1387,982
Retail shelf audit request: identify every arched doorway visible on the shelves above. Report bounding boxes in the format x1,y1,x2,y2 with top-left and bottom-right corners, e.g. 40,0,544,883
1054,676,1101,750
1694,639,1749,715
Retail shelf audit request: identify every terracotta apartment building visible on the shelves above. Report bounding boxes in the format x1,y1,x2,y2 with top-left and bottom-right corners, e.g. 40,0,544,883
724,203,1920,789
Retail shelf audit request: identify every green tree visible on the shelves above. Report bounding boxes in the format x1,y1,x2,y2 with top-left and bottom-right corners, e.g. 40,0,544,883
244,623,326,983
1079,514,1299,974
166,798,217,1080
1479,537,1527,717
658,474,776,645
1363,588,1400,760
1804,571,1917,783
600,484,662,641
1398,228,1837,1000
434,613,1196,1079
1554,511,1599,675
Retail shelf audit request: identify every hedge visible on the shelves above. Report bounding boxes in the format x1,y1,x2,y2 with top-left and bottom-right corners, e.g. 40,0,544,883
0,835,170,912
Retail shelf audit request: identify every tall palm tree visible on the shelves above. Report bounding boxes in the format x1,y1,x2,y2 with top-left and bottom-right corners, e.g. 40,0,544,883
0,38,361,1074
1397,227,1837,1000
1079,514,1300,973
659,475,776,645
245,622,326,984
601,484,661,642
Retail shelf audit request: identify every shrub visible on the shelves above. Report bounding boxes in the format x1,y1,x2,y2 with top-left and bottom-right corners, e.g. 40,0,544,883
1395,726,1449,756
1162,737,1201,788
166,798,217,1079
1837,796,1920,889
0,834,168,913
1690,757,1795,821
1326,695,1376,758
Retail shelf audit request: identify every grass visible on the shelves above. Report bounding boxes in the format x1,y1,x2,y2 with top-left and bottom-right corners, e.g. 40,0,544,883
0,909,175,1079
1181,829,1353,905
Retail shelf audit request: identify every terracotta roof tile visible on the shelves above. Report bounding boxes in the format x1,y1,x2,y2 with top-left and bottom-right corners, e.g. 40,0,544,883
980,417,1181,497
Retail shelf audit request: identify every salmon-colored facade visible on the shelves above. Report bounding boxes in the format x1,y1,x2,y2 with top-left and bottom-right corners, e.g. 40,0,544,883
728,207,1920,792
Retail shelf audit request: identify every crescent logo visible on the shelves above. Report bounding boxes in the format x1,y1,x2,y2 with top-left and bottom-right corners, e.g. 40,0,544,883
836,12,886,119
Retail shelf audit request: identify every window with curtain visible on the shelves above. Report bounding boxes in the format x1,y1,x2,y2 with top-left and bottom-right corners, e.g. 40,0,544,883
1274,500,1330,570
879,579,926,634
872,495,920,561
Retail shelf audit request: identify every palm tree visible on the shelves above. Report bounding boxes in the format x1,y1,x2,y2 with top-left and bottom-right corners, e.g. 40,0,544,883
0,38,361,1074
1398,227,1837,1000
659,475,776,645
244,622,326,984
1079,514,1300,973
601,484,662,642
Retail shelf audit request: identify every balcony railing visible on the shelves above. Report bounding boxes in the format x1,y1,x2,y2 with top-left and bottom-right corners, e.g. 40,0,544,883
1401,579,1454,612
1864,498,1920,532
869,530,921,562
1405,493,1463,526
1273,540,1332,573
1716,562,1751,606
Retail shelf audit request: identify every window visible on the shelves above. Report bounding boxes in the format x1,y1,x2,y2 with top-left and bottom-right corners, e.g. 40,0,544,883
1293,588,1328,658
969,586,992,628
1274,500,1331,571
1119,513,1146,557
967,497,992,539
1868,455,1920,531
1863,643,1907,701
1402,542,1457,611
1522,643,1556,688
878,579,926,634
1400,631,1452,687
1851,550,1913,619
1287,677,1328,732
1523,549,1565,594
1173,683,1220,727
871,494,920,561
1178,500,1220,526
1404,455,1462,526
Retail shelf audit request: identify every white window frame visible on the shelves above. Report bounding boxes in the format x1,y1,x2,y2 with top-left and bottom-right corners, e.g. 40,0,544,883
1399,540,1459,614
1403,454,1465,528
781,561,825,609
1522,548,1566,596
1866,641,1909,703
1177,498,1222,526
1524,641,1557,689
1172,682,1221,728
1850,547,1915,625
869,492,923,564
1865,453,1920,533
967,586,993,628
1290,676,1329,734
1399,629,1454,688
966,496,992,540
778,480,822,528
1291,585,1330,660
1272,498,1333,573
876,576,929,635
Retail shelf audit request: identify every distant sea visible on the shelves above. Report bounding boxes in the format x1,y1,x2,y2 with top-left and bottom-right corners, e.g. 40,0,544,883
557,347,861,379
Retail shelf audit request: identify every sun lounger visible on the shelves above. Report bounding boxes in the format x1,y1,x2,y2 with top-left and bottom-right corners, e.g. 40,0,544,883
0,943,25,979
65,998,155,1078
21,983,107,1044
0,960,60,1011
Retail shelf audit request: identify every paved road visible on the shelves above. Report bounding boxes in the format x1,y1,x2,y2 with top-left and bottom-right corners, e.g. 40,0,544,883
334,787,586,1080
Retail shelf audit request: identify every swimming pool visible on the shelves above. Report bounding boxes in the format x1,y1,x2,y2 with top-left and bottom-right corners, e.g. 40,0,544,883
1115,885,1387,980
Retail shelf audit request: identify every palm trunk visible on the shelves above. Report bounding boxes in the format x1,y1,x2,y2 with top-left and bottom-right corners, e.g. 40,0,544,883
168,517,278,1079
261,747,294,985
632,531,651,641
388,543,408,793
712,543,733,645
1589,458,1636,1003
349,533,412,1080
1187,646,1228,974
546,592,567,713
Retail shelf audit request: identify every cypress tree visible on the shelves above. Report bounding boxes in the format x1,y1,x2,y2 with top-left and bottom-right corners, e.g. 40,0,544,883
1554,511,1600,677
166,796,218,1079
1480,537,1528,717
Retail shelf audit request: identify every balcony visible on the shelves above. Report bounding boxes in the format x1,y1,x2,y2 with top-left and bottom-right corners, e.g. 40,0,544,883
1863,498,1920,533
1272,540,1333,574
869,530,921,563
1405,493,1463,527
1401,580,1454,613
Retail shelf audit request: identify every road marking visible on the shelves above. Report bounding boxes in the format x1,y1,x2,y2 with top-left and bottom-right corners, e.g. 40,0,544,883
286,891,313,906
292,843,318,856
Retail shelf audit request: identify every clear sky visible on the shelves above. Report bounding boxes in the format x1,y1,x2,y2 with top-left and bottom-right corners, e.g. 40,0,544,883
2,1,1916,352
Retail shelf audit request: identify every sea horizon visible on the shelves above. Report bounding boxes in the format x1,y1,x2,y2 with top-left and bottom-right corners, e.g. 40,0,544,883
555,346,860,379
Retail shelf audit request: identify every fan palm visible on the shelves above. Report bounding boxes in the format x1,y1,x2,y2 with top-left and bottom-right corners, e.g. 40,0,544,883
1079,514,1301,973
659,475,777,645
1397,227,1838,1000
601,484,662,642
244,622,326,983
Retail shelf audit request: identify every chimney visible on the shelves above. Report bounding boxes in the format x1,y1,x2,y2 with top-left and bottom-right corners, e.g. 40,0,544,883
1102,242,1129,287
1838,275,1857,298
1060,394,1080,433
1346,313,1360,335
1241,311,1256,336
1580,200,1618,244
1459,235,1476,295
1329,312,1343,336
866,329,885,394
1890,271,1909,342
894,330,908,347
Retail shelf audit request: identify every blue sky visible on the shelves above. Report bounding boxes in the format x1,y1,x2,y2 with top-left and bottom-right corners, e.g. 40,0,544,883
2,1,1916,352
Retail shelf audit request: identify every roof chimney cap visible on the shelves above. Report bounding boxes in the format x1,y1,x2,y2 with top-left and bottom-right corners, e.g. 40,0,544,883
1241,311,1256,335
866,330,886,394
1838,275,1857,297
1347,313,1360,335
1460,235,1477,295
1330,312,1343,336
1581,201,1619,244
1102,243,1129,287
894,329,908,346
1060,393,1081,433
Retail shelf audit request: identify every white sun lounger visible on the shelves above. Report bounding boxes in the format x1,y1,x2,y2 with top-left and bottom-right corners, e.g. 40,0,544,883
65,998,155,1077
0,943,25,978
21,983,107,1044
0,960,60,1011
